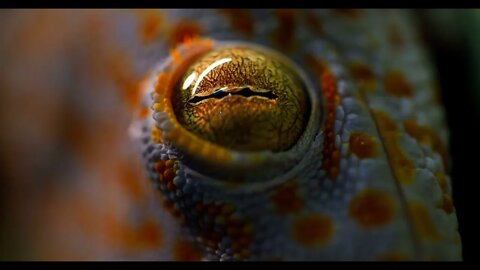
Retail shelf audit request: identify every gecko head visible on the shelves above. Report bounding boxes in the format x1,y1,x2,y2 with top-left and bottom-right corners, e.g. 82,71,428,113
152,38,321,182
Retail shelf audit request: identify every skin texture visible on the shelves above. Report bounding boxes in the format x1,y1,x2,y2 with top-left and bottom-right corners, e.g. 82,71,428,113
0,9,462,260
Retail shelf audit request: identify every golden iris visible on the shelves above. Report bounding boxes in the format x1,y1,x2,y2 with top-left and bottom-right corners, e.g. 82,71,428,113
172,46,310,152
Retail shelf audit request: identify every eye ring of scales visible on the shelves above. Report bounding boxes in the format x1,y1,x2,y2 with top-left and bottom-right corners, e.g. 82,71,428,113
129,9,462,261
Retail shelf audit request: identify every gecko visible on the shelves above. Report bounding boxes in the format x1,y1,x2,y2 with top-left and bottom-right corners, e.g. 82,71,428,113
0,9,462,260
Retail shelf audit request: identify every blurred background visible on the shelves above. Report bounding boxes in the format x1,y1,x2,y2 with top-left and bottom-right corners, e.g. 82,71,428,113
0,9,477,260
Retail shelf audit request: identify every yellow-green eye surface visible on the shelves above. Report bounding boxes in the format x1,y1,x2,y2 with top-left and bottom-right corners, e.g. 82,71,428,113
172,46,310,152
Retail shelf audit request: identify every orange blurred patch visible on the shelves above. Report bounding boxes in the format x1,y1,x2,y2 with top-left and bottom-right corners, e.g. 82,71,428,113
349,61,376,92
130,218,164,250
169,21,202,48
291,214,334,248
106,213,163,251
173,239,202,261
137,106,151,119
384,70,413,98
108,54,145,111
138,11,164,44
348,189,396,228
118,161,147,202
270,182,304,215
349,132,378,159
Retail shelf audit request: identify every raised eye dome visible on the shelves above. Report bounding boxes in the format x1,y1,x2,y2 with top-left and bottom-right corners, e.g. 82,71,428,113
151,39,320,181
171,46,311,152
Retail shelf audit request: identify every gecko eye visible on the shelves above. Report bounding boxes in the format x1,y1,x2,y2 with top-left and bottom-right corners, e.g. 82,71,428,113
172,46,310,152
153,39,318,176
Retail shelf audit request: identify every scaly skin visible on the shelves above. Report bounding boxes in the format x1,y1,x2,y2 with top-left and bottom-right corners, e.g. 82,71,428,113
132,9,462,260
0,9,461,260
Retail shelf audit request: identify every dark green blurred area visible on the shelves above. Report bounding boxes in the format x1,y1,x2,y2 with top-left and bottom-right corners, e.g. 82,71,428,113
422,10,480,112
468,11,480,110
418,9,480,261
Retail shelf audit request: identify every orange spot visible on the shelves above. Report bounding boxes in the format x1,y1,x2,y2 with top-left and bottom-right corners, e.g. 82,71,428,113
349,132,378,159
139,11,163,44
349,61,376,92
374,111,415,185
108,54,143,111
437,194,454,214
169,21,202,48
273,9,296,52
131,218,164,249
408,202,441,241
219,9,253,36
270,182,304,215
384,70,413,97
349,189,395,228
377,251,410,261
403,119,448,170
291,214,334,248
173,239,202,261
